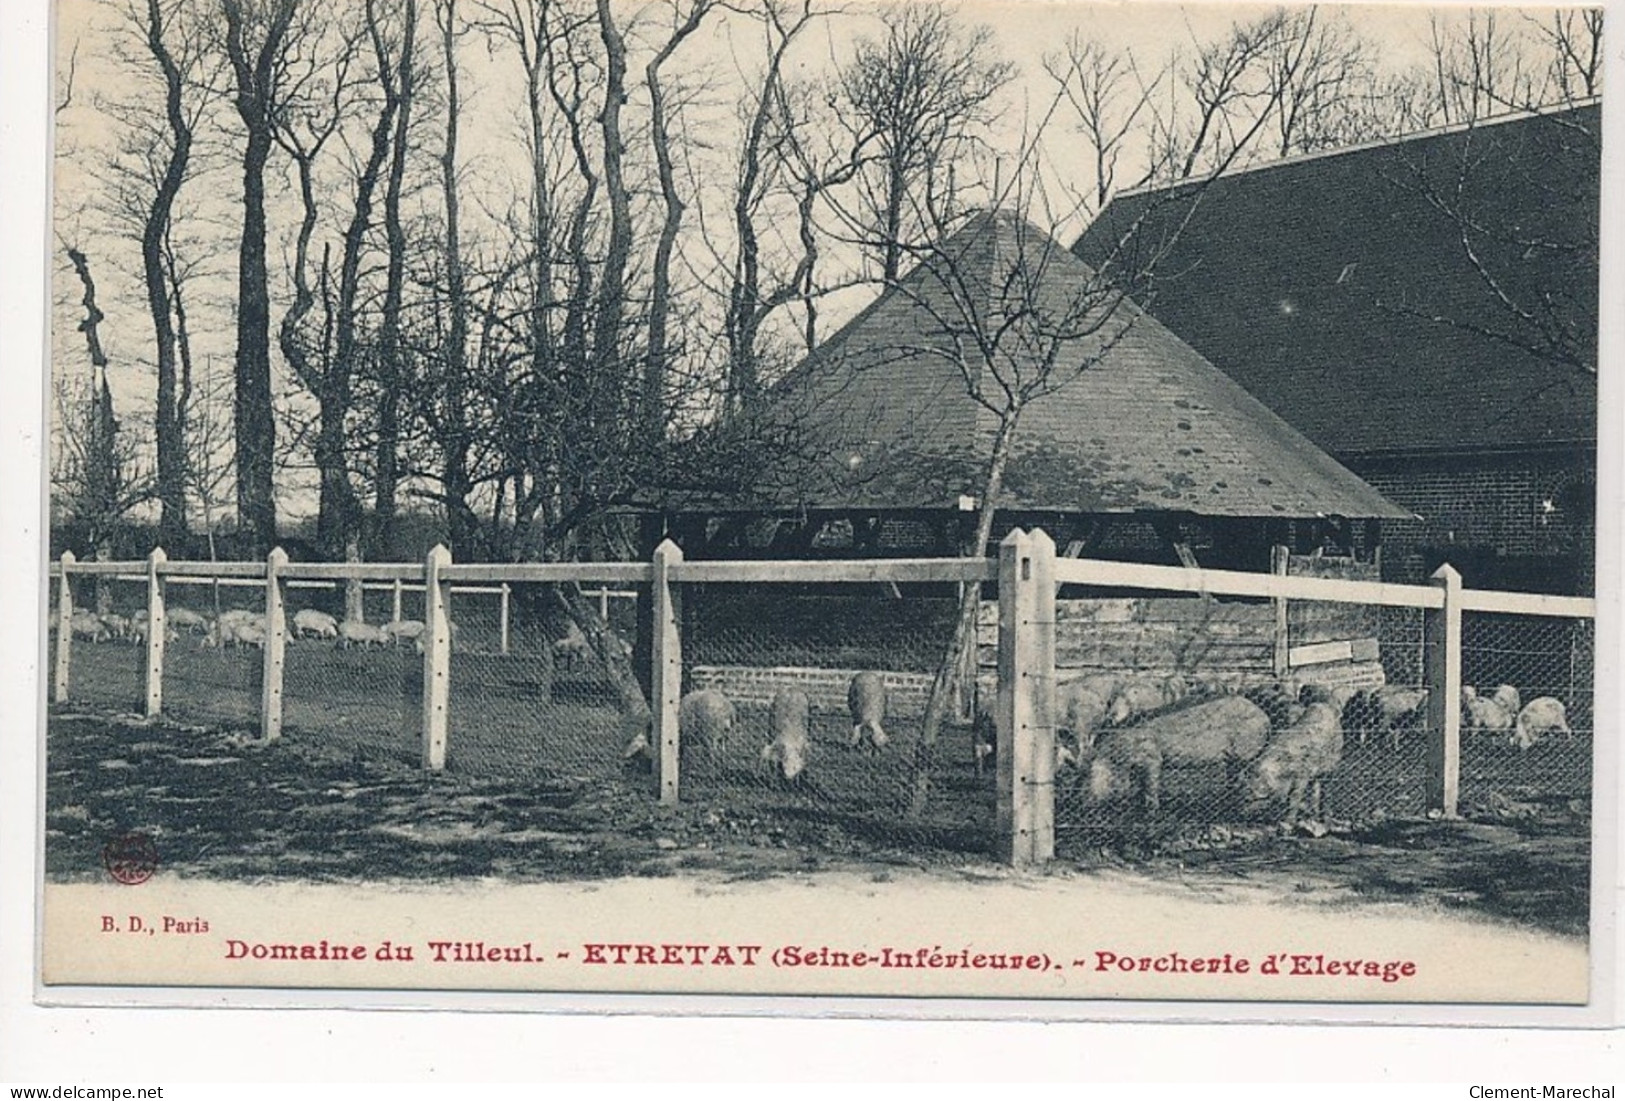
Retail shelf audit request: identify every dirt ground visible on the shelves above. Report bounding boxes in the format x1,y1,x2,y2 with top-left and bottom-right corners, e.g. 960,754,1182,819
43,709,1592,939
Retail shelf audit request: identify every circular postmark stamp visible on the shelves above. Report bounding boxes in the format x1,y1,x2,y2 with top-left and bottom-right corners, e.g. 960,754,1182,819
102,831,158,886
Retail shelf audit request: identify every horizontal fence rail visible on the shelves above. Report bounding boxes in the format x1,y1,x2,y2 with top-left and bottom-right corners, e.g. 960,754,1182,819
51,553,1596,619
46,535,1596,868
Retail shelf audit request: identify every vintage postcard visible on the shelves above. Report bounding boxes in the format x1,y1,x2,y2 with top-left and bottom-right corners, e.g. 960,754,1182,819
34,0,1616,1022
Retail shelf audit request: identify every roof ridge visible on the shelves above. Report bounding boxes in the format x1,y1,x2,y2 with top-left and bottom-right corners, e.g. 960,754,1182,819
1111,96,1601,201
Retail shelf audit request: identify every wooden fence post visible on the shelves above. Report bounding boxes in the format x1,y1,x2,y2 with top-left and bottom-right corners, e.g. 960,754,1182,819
262,547,289,741
499,583,511,655
651,539,683,805
422,544,453,771
54,551,75,703
143,547,167,719
997,528,1056,867
1423,563,1463,817
392,578,404,623
1271,544,1291,678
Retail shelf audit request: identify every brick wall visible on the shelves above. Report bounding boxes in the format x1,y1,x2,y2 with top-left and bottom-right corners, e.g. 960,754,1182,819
689,665,935,717
1352,449,1594,591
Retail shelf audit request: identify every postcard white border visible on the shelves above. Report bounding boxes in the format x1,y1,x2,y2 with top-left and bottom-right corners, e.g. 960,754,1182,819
4,0,1624,1079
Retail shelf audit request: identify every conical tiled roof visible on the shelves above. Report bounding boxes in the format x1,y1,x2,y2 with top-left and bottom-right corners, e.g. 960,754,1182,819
713,210,1410,520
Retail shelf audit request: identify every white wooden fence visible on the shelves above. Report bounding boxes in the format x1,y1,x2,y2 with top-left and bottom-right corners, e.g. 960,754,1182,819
48,528,1596,868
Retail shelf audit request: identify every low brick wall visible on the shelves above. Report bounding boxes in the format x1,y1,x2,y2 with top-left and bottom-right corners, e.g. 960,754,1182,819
689,665,936,718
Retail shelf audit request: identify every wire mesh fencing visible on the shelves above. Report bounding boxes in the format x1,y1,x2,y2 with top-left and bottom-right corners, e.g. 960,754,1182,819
677,582,997,853
44,545,1600,868
54,573,150,717
1052,596,1438,843
444,581,641,782
160,580,270,731
1459,611,1593,815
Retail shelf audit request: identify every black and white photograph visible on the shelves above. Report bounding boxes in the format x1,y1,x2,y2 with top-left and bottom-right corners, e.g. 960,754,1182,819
29,0,1614,1014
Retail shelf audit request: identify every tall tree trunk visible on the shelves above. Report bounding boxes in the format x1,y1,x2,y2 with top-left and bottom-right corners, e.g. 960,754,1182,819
642,2,711,453
373,0,416,557
593,0,632,454
140,0,192,549
221,0,296,557
435,0,476,559
320,0,397,559
909,407,1021,818
882,157,906,284
232,122,277,554
67,246,120,613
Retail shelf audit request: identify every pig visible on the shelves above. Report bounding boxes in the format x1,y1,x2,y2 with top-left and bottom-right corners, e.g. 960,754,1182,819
1299,682,1357,711
232,619,268,649
1513,696,1571,751
679,688,736,769
293,609,339,640
1345,686,1429,750
847,671,889,750
1491,684,1522,720
383,619,426,646
69,610,108,642
1463,692,1515,740
1244,678,1303,729
337,619,390,650
1056,678,1110,754
202,612,255,648
553,622,592,668
972,697,1082,776
410,621,461,654
1106,674,1189,727
760,687,811,782
167,607,210,635
1244,701,1345,822
98,612,132,641
205,616,265,649
1085,695,1271,815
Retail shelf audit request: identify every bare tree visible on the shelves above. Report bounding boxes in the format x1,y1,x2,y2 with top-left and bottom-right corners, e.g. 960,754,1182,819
1261,8,1377,156
724,0,820,415
57,246,152,602
430,0,478,558
1533,9,1604,102
1425,10,1541,125
836,4,1014,283
220,0,301,555
125,0,216,549
372,0,421,554
642,0,715,449
1044,33,1163,210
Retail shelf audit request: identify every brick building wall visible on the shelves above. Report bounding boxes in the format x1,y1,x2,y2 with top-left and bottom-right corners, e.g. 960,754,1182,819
1352,449,1595,594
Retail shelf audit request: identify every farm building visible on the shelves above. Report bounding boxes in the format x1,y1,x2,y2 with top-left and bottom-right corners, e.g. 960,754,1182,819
644,211,1413,714
1074,101,1600,595
651,208,1410,568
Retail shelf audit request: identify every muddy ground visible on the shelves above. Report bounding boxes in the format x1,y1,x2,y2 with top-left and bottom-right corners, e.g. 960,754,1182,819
44,710,1591,938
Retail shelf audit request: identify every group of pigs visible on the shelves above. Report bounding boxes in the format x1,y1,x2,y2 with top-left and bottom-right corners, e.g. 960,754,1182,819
637,672,891,783
1048,671,1575,822
63,606,453,652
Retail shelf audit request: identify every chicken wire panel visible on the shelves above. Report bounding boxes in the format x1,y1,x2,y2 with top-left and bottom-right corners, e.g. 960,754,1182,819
1053,602,1435,845
59,575,149,717
160,581,269,731
677,583,995,854
1315,604,1434,823
443,581,638,782
1458,611,1593,814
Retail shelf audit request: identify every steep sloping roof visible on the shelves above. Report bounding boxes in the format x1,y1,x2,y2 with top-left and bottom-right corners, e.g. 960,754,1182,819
695,210,1408,520
1074,103,1600,458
